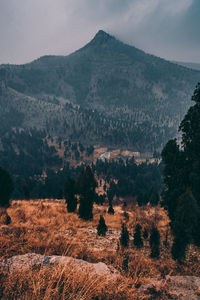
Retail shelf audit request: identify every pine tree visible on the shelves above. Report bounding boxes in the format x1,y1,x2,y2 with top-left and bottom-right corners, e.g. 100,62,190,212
133,224,143,248
171,237,187,263
179,83,200,206
77,165,97,220
162,83,200,259
107,186,115,208
150,226,160,258
122,254,129,272
137,192,148,206
171,189,199,261
161,139,186,221
97,215,107,236
120,224,129,248
64,177,77,213
149,190,159,206
108,205,115,214
0,167,14,208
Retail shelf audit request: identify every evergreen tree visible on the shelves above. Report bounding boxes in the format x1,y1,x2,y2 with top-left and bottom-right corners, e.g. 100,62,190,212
122,254,129,272
171,189,199,261
64,177,77,213
137,192,148,206
0,166,14,208
120,224,129,248
107,185,115,214
5,213,11,225
77,165,97,220
21,179,30,200
108,205,115,214
107,185,115,207
149,190,159,206
97,215,107,236
143,228,148,240
171,237,187,263
150,226,160,258
133,224,143,248
161,139,186,222
179,83,200,205
162,83,200,259
94,194,106,205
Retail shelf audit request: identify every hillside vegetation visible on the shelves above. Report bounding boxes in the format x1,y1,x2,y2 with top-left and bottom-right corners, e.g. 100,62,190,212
1,30,200,155
1,200,200,299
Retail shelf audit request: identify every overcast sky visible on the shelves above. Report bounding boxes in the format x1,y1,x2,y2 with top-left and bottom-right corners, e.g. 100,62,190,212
0,0,200,64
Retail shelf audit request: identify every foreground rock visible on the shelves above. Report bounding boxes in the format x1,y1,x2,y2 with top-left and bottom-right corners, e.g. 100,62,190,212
139,275,200,299
0,253,118,276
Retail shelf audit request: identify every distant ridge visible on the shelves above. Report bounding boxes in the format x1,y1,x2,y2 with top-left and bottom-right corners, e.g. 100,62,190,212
173,61,200,71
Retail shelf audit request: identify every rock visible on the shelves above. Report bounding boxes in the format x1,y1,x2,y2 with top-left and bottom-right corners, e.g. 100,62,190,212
139,275,200,300
0,253,119,277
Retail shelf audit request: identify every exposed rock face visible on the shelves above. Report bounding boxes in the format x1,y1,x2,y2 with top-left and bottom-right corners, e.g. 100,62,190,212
0,253,119,276
139,275,200,299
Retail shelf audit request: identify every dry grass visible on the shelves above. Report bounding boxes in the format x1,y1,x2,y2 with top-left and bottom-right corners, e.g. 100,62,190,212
0,264,136,300
0,199,200,299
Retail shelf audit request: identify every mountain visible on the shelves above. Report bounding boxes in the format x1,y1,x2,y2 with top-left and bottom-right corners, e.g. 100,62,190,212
0,30,200,159
173,61,200,71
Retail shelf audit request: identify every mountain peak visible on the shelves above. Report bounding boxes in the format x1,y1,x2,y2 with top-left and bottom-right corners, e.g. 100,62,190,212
95,30,112,38
89,30,115,46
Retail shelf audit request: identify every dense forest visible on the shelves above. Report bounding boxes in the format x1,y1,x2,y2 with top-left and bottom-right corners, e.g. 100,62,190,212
10,155,162,209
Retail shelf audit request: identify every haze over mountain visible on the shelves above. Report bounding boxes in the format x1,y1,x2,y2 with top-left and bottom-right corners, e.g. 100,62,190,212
0,30,200,160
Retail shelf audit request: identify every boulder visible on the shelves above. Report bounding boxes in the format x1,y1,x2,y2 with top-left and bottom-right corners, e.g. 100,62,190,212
139,275,200,299
0,253,119,277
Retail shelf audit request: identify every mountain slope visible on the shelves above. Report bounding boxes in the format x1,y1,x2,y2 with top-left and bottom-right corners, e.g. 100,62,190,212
0,30,200,153
173,61,200,71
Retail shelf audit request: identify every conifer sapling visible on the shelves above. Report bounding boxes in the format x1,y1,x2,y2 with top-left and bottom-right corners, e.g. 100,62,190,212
133,224,143,248
97,215,107,236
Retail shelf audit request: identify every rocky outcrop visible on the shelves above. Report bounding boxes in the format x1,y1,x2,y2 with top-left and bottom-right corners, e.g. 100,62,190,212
0,253,119,277
139,275,200,299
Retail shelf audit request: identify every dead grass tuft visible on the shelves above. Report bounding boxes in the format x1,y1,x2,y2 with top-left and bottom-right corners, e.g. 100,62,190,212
0,264,135,300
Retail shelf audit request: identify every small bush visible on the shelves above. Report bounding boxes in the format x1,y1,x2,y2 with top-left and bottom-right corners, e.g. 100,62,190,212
150,226,160,258
133,224,143,248
108,205,114,215
120,224,129,248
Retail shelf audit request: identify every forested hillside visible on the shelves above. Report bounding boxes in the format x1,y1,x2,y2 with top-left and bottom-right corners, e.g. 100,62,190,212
0,30,200,169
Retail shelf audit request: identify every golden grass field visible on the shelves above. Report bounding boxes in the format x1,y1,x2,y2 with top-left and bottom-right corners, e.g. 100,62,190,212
0,200,200,299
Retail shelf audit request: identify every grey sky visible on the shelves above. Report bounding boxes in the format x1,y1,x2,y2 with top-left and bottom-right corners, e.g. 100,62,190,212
0,0,199,64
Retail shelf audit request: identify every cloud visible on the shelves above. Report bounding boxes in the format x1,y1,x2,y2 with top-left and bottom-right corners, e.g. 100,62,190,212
0,0,199,64
159,0,193,15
